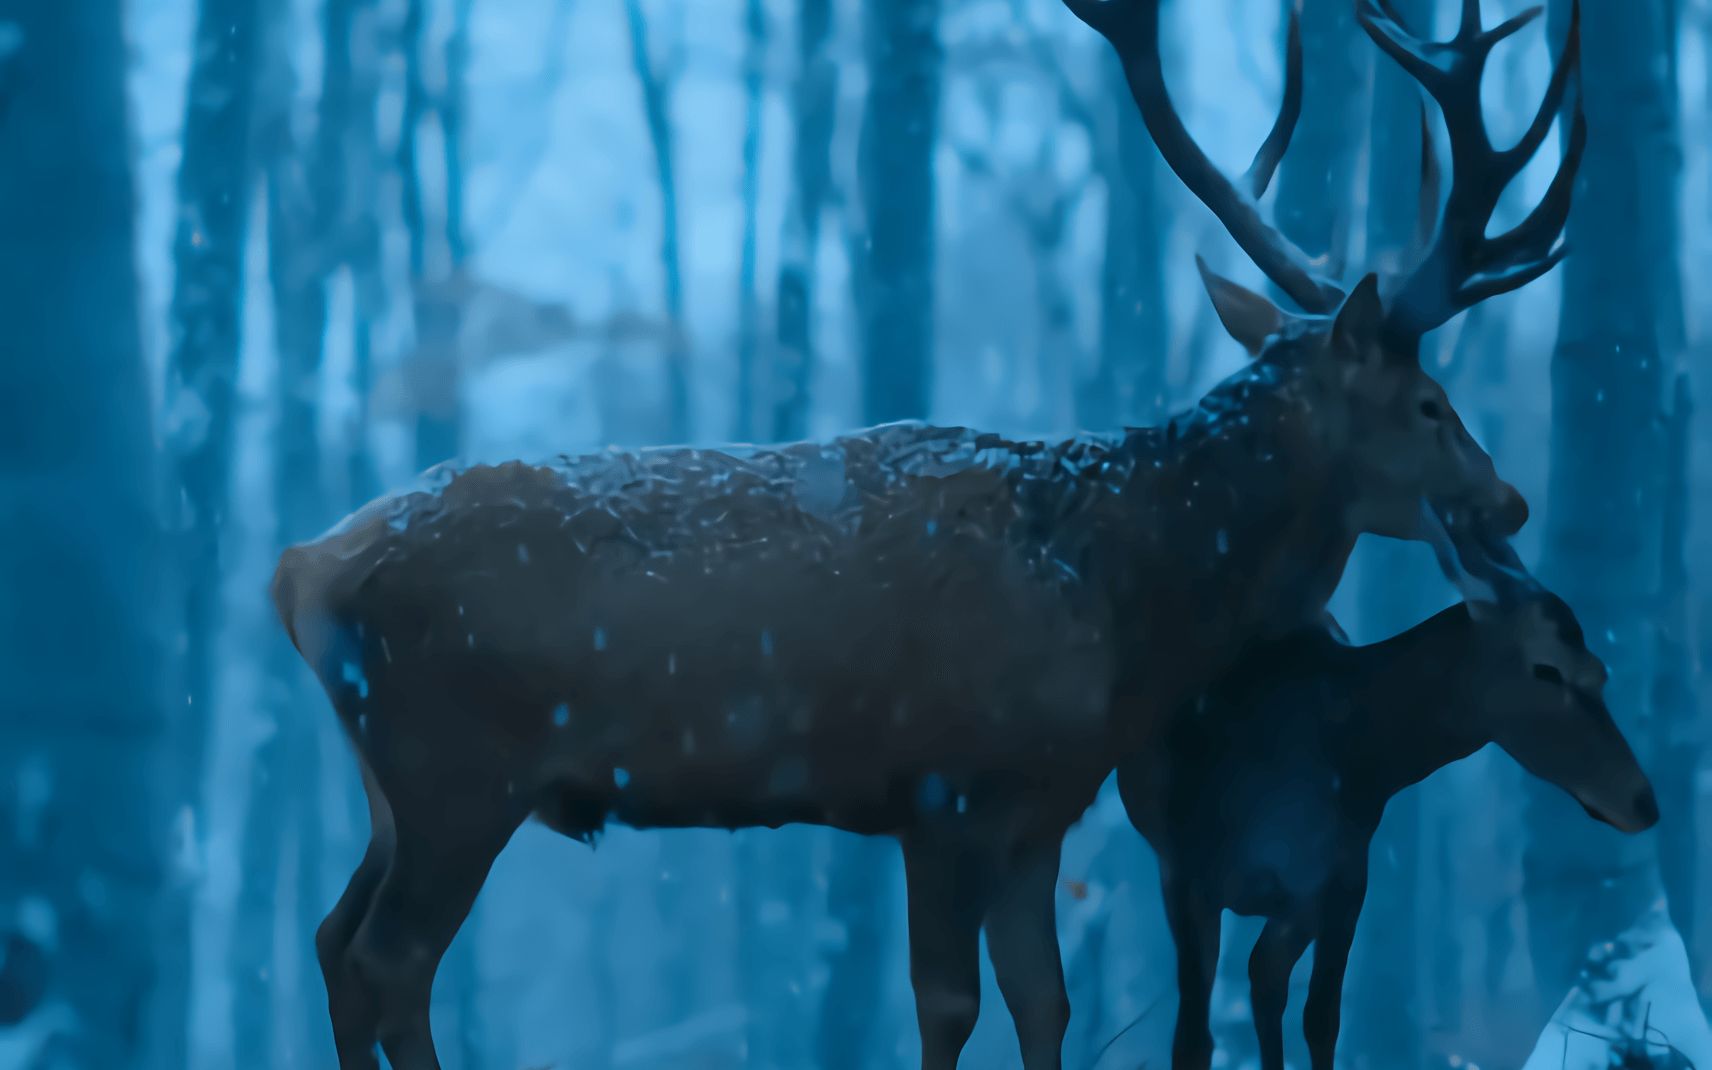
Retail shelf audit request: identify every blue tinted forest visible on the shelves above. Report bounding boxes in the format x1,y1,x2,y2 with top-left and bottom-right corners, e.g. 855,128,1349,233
0,0,1709,1067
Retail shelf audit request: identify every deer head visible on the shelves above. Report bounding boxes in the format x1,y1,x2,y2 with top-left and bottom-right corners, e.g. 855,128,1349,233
1061,0,1585,546
1431,515,1658,836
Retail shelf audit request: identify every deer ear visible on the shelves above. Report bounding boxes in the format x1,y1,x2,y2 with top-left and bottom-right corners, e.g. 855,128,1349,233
1331,273,1384,363
1197,255,1284,357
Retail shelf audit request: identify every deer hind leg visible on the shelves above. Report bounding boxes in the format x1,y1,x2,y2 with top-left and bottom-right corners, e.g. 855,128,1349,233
1302,868,1368,1070
317,765,396,1069
983,837,1070,1070
342,758,526,1070
1161,872,1221,1070
902,833,992,1070
1247,917,1311,1070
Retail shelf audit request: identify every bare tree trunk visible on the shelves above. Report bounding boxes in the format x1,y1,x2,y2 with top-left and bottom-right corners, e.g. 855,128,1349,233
770,0,836,443
228,0,330,1060
1528,0,1680,1015
0,1,180,1063
856,0,940,424
1272,0,1365,274
624,0,692,443
164,0,262,1062
735,0,766,440
1083,48,1167,427
1654,375,1699,972
344,2,386,511
402,0,456,471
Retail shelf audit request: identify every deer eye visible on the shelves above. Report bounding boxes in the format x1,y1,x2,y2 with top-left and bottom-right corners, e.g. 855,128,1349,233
1532,663,1564,685
1419,399,1443,421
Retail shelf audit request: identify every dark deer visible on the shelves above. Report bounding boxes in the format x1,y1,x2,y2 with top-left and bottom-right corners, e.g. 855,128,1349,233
1120,517,1658,1070
273,2,1578,1068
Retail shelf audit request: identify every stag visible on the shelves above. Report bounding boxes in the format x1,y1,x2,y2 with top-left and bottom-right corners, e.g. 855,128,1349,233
273,0,1579,1067
1121,518,1658,1070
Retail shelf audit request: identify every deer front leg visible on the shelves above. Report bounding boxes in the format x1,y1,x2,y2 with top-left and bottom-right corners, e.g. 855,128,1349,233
1248,917,1311,1070
984,836,1071,1070
902,834,991,1070
1161,871,1221,1070
1302,867,1368,1070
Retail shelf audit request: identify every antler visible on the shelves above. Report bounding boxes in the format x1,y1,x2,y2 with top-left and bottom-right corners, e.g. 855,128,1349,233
1060,0,1347,315
1360,0,1586,344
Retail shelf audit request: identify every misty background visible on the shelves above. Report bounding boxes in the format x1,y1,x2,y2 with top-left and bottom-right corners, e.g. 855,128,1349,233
1,0,1709,1067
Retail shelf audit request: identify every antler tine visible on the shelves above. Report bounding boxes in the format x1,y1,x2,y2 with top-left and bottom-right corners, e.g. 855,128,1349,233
1482,102,1586,274
1480,6,1545,50
1242,4,1303,200
1364,0,1584,341
1357,0,1447,90
1060,0,1128,36
1456,242,1570,307
1455,0,1482,40
1060,0,1345,314
1498,2,1578,176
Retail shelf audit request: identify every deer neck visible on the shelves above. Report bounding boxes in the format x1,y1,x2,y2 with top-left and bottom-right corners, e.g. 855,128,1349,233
1346,606,1488,797
1096,357,1357,717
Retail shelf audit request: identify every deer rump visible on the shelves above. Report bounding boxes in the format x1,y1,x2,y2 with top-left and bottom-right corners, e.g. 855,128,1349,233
273,422,1117,841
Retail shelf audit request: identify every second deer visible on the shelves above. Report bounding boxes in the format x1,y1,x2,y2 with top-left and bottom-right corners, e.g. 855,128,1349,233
1120,517,1658,1070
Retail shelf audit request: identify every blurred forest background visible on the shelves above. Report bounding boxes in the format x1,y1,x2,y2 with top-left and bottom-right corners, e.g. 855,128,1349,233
1,0,1710,1067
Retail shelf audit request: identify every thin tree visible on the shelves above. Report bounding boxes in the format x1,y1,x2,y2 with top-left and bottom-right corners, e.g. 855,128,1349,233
0,2,179,1062
1273,0,1365,272
163,0,263,1061
1087,46,1168,426
855,0,941,424
770,0,837,443
343,1,387,511
227,0,328,1059
624,0,692,443
734,0,767,440
1653,376,1698,979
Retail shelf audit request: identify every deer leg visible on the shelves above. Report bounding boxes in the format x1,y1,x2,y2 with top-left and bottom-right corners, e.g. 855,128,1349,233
902,834,991,1070
315,761,397,1069
1302,872,1367,1070
984,837,1070,1070
1162,873,1220,1070
344,784,523,1070
1248,917,1310,1070
317,828,394,1069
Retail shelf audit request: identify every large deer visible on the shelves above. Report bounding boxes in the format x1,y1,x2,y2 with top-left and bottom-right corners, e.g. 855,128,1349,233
272,0,1578,1067
1121,518,1658,1070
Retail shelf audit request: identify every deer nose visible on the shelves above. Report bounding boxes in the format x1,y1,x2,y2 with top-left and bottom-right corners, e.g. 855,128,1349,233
1489,482,1528,535
1633,786,1660,830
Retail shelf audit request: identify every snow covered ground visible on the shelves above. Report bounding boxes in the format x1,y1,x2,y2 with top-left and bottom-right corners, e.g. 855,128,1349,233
1521,906,1711,1070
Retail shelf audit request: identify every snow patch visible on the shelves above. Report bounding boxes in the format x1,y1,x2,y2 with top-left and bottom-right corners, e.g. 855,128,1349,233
1521,906,1712,1070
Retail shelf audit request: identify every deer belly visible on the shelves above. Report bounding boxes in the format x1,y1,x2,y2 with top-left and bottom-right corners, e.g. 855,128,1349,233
1216,772,1341,917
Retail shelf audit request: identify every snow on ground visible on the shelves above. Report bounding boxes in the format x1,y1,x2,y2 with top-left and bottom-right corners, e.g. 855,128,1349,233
1521,906,1712,1070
